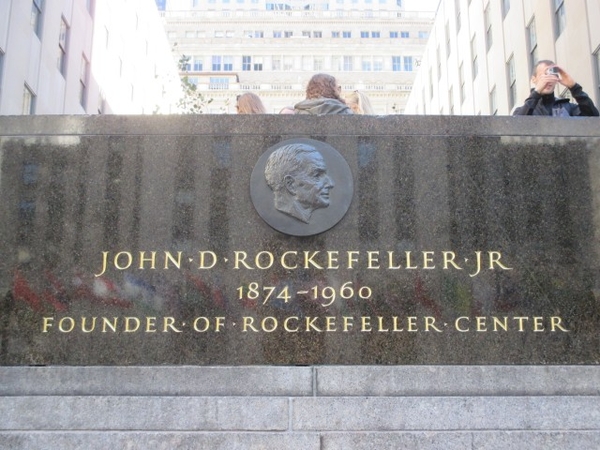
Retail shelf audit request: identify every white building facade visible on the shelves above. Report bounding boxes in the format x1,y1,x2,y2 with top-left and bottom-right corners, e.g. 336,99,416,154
0,0,180,115
405,0,600,116
161,0,435,113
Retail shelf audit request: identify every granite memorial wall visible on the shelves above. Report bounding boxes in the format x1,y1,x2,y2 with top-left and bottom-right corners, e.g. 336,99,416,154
0,115,598,365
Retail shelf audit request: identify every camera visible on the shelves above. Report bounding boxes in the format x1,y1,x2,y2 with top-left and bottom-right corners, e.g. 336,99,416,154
546,66,560,77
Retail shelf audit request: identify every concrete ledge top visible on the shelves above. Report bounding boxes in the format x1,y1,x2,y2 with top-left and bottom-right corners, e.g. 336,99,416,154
0,114,598,138
1,365,598,397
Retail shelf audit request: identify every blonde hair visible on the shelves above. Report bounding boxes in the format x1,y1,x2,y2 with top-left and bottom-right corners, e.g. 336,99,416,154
346,90,375,115
236,92,267,114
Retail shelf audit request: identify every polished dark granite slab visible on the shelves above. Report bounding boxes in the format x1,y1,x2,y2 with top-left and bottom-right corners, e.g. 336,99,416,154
0,115,598,365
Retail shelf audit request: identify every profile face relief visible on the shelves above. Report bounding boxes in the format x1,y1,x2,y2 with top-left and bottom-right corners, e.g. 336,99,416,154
291,151,334,210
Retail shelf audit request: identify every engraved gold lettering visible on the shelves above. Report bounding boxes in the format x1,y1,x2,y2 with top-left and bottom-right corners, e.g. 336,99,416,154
255,251,274,270
476,316,487,331
42,317,54,332
407,316,418,331
347,251,359,269
165,251,182,269
163,317,184,332
422,251,435,269
343,316,354,331
281,251,298,269
59,317,75,333
456,316,469,332
551,316,569,332
443,251,462,270
261,317,277,332
114,252,133,270
81,317,97,333
492,316,508,331
214,317,225,332
387,251,402,269
424,316,442,332
284,316,299,332
488,251,512,270
198,251,217,269
469,251,482,277
393,316,404,331
327,251,340,269
405,251,417,269
242,316,258,332
95,251,109,277
513,316,529,331
305,317,322,332
102,317,118,332
124,317,140,332
139,251,157,270
367,251,380,269
533,317,544,332
145,317,157,332
361,316,372,331
303,251,323,269
194,317,210,332
325,316,337,331
234,251,253,269
377,316,389,332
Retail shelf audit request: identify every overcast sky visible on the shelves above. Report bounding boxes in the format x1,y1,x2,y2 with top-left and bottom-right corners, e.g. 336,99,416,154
404,0,439,12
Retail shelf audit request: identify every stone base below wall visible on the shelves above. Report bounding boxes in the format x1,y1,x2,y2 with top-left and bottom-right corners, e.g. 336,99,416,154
1,366,599,450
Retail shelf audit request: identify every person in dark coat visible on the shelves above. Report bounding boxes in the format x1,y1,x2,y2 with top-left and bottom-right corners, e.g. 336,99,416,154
512,60,599,116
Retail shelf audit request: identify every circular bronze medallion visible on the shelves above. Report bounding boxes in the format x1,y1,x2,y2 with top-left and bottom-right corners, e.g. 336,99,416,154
250,138,354,236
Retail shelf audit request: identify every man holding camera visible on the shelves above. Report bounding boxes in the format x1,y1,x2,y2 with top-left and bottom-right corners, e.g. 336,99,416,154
512,60,599,116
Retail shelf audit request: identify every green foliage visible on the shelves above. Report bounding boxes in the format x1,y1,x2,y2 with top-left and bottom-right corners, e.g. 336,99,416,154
177,54,213,114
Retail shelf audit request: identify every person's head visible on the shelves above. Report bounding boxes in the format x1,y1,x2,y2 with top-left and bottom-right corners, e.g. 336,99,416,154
236,92,267,114
346,90,375,114
265,143,335,223
279,106,296,114
305,73,345,102
531,60,559,95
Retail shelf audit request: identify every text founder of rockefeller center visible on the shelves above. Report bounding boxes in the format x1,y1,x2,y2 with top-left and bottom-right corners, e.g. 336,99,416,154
264,143,335,223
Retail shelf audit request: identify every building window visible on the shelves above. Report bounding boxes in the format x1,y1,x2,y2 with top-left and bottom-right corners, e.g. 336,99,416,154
242,55,251,71
253,56,263,71
507,55,516,110
332,31,340,38
371,31,380,38
502,0,510,18
302,31,311,38
273,31,282,38
361,31,369,38
445,22,451,56
343,56,353,71
193,57,203,71
332,56,341,71
314,31,322,38
272,56,281,71
31,0,43,38
594,47,600,105
212,56,222,71
374,56,383,71
362,57,372,71
342,31,351,38
455,0,461,31
283,56,293,71
403,56,413,71
284,31,293,38
314,57,324,71
214,31,224,38
401,31,409,38
392,56,401,71
527,17,538,75
418,31,428,39
553,0,566,39
484,3,492,51
23,84,36,115
459,62,465,103
209,77,229,90
58,18,69,76
471,35,478,79
390,31,398,38
79,55,89,109
489,85,497,115
223,56,233,71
